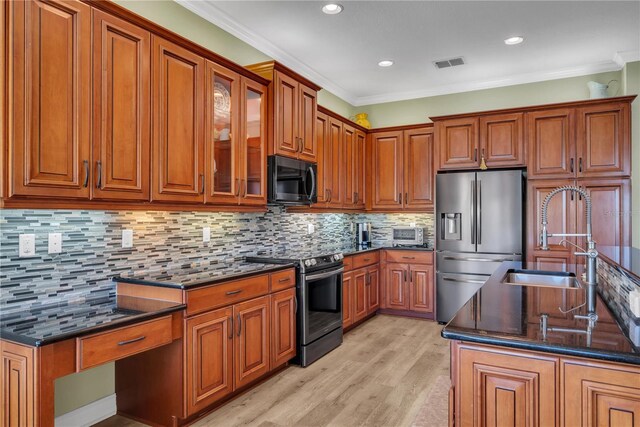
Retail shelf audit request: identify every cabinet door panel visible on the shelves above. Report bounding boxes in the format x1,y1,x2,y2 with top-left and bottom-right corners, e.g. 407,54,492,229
577,103,630,178
1,341,36,427
367,267,380,314
437,118,479,170
479,113,524,167
152,36,204,202
316,112,330,205
353,269,368,322
240,79,268,206
298,84,317,162
404,127,434,209
234,296,270,389
271,288,296,368
93,10,150,201
354,130,367,209
457,344,557,427
186,307,234,415
526,108,575,179
343,124,356,207
409,265,434,313
371,131,403,209
9,0,91,198
384,264,409,310
343,272,354,328
526,179,576,260
205,62,240,204
328,118,343,207
563,360,640,427
577,179,630,267
274,73,298,158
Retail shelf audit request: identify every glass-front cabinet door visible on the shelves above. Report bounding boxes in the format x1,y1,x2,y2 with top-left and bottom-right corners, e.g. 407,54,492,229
240,79,267,205
205,61,240,204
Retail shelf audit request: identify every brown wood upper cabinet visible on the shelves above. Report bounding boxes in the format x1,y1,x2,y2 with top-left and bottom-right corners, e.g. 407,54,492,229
151,36,205,203
436,113,524,170
204,62,267,206
246,62,320,162
93,10,151,201
370,127,434,211
8,0,92,199
527,101,631,179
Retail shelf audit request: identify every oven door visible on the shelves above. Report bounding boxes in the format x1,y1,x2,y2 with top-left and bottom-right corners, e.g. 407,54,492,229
300,266,343,345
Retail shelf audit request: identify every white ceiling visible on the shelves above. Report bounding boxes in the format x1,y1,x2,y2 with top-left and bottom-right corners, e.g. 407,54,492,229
177,0,640,106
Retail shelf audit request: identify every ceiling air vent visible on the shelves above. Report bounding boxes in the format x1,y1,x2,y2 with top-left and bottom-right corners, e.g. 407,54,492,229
434,57,465,69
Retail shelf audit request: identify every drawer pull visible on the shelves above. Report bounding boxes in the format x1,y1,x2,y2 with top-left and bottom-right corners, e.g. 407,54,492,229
226,290,243,296
278,277,291,283
363,258,371,262
117,336,146,346
402,256,416,260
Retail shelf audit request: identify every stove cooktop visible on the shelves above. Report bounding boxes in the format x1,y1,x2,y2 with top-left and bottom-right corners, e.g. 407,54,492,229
246,249,344,270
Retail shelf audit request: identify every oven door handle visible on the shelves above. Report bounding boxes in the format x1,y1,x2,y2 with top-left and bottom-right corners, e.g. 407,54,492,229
305,267,344,281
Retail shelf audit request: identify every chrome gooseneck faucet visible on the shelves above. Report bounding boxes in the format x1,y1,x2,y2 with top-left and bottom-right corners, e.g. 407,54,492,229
540,185,599,345
540,185,599,313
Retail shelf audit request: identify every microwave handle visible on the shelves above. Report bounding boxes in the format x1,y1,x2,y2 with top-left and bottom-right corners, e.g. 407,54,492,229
306,165,316,203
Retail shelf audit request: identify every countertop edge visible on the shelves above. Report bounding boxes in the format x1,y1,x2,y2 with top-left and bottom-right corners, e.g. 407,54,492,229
441,327,640,366
113,263,296,290
0,304,186,347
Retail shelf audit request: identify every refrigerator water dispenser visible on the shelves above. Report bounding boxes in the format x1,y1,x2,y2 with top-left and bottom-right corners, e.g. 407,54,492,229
441,213,461,240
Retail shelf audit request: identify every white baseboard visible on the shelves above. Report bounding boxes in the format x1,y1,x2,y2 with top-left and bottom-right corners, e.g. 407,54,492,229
55,394,116,427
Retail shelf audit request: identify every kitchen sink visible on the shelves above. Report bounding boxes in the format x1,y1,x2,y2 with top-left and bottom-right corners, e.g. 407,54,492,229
500,269,581,289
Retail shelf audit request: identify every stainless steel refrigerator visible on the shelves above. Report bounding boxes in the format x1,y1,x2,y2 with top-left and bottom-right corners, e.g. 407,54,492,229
436,170,525,323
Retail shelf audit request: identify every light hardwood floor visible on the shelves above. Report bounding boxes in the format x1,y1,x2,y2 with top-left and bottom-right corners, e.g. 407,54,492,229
94,315,450,427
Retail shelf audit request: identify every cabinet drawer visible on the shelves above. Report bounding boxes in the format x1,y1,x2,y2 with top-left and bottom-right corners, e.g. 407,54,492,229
385,250,433,264
186,274,270,315
352,251,380,270
77,316,172,370
343,256,354,272
271,269,296,292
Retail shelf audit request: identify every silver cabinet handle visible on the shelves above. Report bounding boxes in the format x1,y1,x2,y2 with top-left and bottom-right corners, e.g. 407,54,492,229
118,336,145,346
477,180,482,245
470,180,476,245
443,256,513,263
306,267,344,281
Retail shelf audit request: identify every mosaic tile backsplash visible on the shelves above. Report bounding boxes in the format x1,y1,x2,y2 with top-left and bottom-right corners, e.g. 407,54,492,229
597,257,640,337
0,207,434,315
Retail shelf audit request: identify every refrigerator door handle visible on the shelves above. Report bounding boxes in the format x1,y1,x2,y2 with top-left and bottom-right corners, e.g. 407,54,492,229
470,180,476,245
442,255,515,263
441,276,486,285
477,180,482,245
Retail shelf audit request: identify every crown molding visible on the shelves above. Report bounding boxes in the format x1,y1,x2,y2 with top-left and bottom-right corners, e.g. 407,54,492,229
352,60,625,106
175,0,357,105
176,0,637,108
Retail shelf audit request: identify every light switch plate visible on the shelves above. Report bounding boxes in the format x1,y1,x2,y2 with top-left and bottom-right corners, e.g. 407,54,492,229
410,222,417,227
307,224,315,234
203,227,211,243
48,233,62,254
122,229,133,248
19,234,36,258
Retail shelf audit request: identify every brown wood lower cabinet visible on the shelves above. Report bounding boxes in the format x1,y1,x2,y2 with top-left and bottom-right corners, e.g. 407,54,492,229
381,250,434,318
270,288,296,369
234,296,270,389
451,341,640,427
1,341,36,427
343,253,380,329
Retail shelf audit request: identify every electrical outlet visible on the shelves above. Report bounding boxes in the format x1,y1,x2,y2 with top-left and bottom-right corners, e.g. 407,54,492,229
48,233,62,254
350,223,355,233
307,223,315,234
410,222,417,228
19,234,36,258
203,227,211,243
122,229,133,248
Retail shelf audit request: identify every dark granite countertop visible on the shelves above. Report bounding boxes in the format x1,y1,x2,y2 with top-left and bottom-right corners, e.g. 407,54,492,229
0,295,185,347
115,261,295,290
341,245,433,256
441,261,640,365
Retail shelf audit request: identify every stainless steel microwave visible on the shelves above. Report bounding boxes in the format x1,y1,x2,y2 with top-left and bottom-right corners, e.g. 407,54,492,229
392,227,425,246
268,155,317,205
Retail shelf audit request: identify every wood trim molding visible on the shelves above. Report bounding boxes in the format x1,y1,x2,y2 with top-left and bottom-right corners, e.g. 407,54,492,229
0,198,268,212
82,0,269,86
317,105,368,133
429,95,637,122
369,122,434,133
246,60,322,91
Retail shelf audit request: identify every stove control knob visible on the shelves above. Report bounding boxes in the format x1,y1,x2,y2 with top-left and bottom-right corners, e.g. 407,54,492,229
304,260,312,267
337,253,344,260
311,259,317,265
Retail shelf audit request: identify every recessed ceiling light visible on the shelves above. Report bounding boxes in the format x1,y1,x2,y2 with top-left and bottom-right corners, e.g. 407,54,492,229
322,3,343,14
378,60,394,67
504,36,524,45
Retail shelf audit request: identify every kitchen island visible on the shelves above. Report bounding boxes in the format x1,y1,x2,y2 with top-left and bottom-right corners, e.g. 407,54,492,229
442,260,639,427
